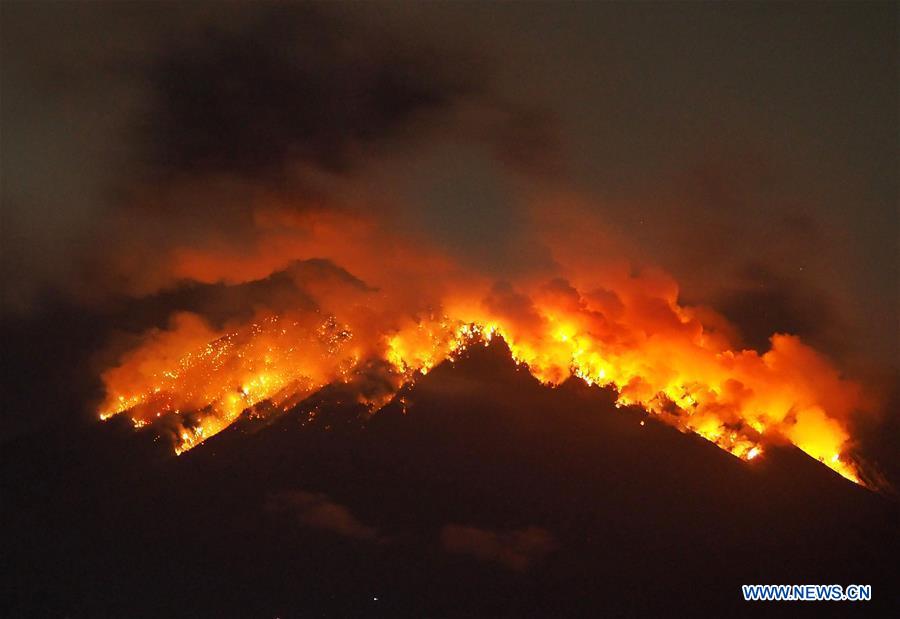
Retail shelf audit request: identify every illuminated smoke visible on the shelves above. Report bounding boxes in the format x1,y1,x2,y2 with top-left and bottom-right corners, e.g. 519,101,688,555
98,231,868,484
38,6,867,486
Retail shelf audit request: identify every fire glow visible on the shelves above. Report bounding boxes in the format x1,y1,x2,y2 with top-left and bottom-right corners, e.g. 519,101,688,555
98,264,865,484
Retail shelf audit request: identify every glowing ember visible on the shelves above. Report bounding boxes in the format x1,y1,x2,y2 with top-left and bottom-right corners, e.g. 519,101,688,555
99,269,866,485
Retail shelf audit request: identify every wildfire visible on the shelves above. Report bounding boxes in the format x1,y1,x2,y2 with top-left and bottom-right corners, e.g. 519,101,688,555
99,270,865,484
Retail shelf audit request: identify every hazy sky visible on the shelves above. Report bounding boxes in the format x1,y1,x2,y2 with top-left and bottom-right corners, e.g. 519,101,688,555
2,1,897,371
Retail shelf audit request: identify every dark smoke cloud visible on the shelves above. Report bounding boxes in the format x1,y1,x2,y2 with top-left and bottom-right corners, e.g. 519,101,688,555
2,3,559,307
144,7,480,182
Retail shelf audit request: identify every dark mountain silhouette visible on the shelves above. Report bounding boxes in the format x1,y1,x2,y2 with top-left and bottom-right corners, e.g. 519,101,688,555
3,339,897,617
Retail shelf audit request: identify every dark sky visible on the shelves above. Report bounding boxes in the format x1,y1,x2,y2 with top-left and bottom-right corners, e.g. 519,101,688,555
1,1,896,371
383,2,899,369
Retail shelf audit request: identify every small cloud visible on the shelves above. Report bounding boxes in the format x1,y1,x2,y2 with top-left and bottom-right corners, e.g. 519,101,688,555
440,524,556,571
267,490,381,542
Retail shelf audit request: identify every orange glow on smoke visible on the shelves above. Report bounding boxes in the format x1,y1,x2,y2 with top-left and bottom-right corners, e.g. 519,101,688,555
99,256,866,483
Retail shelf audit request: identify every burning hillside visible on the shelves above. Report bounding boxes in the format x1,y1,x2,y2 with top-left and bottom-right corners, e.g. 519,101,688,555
98,256,867,483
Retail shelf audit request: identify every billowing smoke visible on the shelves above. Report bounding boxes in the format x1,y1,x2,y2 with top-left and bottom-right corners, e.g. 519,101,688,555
1,5,889,486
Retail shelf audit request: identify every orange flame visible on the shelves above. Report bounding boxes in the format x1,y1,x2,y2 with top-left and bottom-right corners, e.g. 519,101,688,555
99,268,865,484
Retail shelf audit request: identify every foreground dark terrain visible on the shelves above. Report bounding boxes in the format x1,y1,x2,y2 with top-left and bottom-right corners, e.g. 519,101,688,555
3,338,896,618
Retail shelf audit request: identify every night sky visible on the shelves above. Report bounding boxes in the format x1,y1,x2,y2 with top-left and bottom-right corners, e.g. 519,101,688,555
4,2,896,363
2,2,898,617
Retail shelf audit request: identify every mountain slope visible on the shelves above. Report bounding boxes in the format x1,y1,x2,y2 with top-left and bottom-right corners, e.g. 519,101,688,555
4,340,896,617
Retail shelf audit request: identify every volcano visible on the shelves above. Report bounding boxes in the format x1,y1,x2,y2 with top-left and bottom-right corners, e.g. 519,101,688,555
3,338,896,617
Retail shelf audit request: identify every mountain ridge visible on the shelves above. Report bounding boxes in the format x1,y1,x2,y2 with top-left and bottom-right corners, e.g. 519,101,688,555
3,338,897,617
